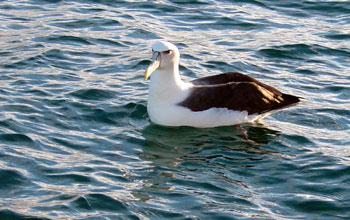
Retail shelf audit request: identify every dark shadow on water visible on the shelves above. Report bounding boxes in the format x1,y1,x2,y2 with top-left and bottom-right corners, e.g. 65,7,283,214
140,123,283,168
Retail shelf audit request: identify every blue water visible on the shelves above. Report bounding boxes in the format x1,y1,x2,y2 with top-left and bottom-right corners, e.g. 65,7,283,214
1,0,350,219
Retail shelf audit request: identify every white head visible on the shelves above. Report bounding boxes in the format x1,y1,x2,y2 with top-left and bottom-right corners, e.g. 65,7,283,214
144,41,180,80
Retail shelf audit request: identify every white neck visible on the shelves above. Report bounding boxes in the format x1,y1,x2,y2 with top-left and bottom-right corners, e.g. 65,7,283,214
148,66,191,104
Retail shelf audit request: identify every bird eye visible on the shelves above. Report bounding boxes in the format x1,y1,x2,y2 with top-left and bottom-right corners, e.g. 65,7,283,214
163,50,171,54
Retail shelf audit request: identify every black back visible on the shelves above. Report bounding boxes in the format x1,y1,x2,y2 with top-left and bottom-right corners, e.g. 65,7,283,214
179,72,300,115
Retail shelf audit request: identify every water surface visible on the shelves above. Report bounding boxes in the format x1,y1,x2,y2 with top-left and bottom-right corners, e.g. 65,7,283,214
0,0,350,219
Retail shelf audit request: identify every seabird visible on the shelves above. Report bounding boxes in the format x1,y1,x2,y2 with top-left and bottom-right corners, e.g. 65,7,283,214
144,41,300,128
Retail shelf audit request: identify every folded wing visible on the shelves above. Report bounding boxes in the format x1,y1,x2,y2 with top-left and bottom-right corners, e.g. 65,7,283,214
180,72,300,115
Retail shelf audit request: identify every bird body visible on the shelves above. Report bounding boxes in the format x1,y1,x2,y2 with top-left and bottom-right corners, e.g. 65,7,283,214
144,41,300,128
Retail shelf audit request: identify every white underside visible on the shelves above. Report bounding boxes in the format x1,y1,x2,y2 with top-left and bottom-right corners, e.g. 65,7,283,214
148,103,260,128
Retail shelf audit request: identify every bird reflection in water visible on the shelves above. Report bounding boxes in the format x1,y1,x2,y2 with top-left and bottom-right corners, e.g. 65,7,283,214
140,123,284,168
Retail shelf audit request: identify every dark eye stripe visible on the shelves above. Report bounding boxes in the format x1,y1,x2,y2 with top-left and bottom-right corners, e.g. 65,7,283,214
163,50,171,54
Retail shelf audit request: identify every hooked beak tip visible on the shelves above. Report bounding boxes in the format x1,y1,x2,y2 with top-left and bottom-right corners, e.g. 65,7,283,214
144,51,160,81
144,69,150,80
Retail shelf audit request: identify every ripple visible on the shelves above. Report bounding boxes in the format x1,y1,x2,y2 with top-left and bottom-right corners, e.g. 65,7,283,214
283,194,343,213
0,133,35,145
50,137,93,151
324,32,350,40
1,0,349,219
209,17,265,30
71,193,128,211
0,209,49,220
45,173,93,184
92,38,127,47
0,169,28,189
51,17,121,29
36,35,92,46
127,28,160,40
258,44,319,60
69,88,115,100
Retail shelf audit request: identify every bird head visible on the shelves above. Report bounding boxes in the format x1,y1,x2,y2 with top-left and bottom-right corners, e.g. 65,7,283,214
145,41,180,80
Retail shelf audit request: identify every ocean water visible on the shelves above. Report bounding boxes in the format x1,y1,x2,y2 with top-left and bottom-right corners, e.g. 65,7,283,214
0,0,350,219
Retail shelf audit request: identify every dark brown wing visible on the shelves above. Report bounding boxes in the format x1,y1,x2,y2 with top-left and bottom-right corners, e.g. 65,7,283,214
191,72,281,95
178,82,300,115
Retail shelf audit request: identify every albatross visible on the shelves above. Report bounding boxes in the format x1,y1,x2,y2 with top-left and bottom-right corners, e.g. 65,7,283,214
144,41,300,128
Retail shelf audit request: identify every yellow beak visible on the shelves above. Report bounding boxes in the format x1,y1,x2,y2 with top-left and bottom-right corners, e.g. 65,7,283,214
145,52,160,80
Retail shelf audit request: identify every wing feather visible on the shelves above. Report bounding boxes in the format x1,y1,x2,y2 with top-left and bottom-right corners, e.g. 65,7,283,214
191,72,282,95
178,81,300,115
